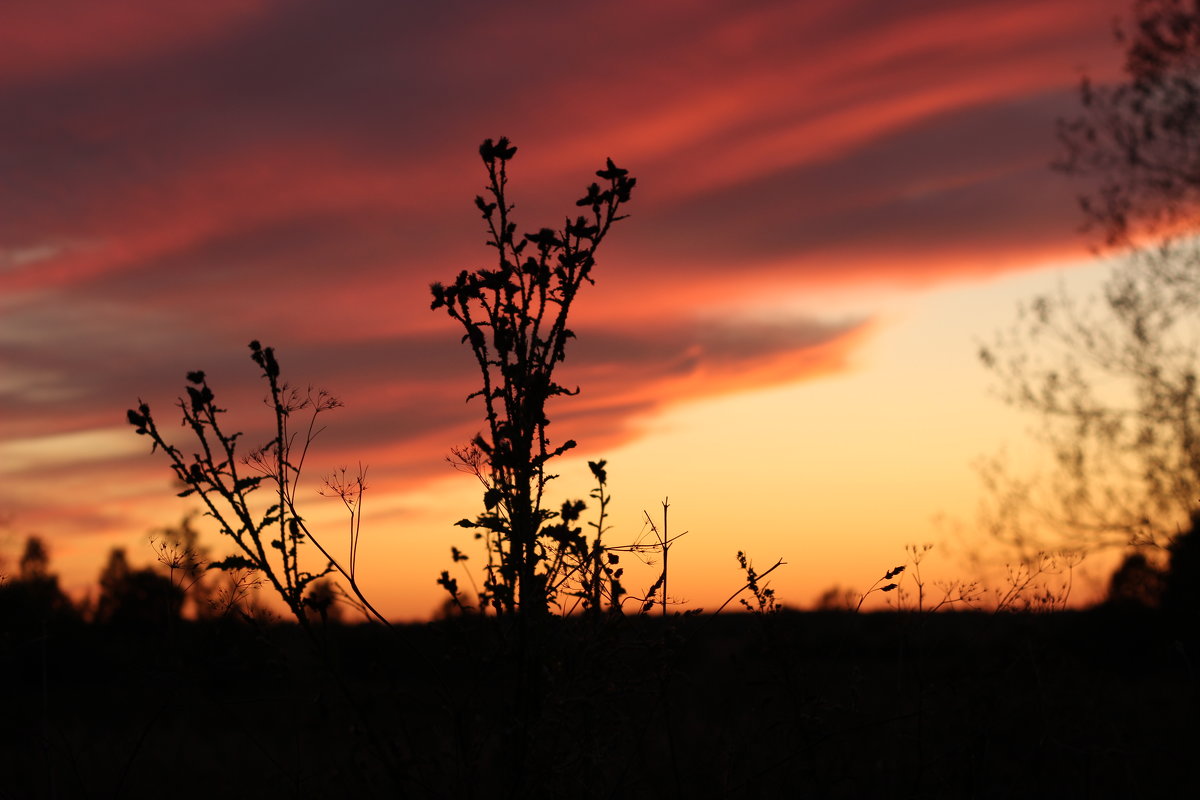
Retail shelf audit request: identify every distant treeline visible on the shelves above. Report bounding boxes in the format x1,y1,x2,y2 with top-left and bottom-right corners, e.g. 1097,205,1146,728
4,515,1199,628
0,524,340,629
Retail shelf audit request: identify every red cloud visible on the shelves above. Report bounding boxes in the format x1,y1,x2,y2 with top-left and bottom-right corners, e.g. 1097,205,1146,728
0,1,271,85
0,0,1139,606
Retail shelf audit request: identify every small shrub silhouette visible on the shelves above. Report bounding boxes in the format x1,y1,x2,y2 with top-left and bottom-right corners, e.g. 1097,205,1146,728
431,137,636,616
1106,549,1164,608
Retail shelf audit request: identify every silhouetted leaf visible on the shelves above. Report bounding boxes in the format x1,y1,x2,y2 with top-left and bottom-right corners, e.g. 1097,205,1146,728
436,570,459,597
588,459,608,484
576,182,602,207
483,488,503,511
207,555,258,572
596,158,628,180
234,476,263,493
474,195,496,218
615,176,636,203
560,499,586,523
525,228,561,249
495,136,517,160
186,385,213,412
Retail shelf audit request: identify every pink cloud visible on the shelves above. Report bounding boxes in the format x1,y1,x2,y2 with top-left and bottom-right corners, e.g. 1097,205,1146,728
0,0,272,85
0,0,1142,599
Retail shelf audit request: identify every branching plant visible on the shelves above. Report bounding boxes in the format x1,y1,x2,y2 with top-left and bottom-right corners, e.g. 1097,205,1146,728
734,551,782,615
856,544,1078,614
634,500,688,615
854,564,905,612
888,545,984,613
431,137,636,615
546,460,628,616
148,516,208,611
127,341,387,628
992,550,1081,613
439,457,634,618
713,552,786,617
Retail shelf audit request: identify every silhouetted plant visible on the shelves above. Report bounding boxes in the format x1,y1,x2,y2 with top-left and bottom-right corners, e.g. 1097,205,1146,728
128,347,422,791
127,342,386,628
439,456,631,617
889,544,982,613
574,459,621,615
734,551,781,614
551,459,642,616
713,551,785,616
854,564,904,612
636,500,687,616
580,497,695,616
148,513,215,618
991,550,1079,613
431,137,636,615
207,565,265,619
856,545,1079,614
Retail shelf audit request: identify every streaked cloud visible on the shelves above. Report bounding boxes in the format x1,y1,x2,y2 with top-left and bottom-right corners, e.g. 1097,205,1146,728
0,0,1132,604
0,427,143,474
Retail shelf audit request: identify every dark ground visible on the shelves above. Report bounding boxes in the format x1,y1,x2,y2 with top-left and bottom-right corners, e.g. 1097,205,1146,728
1,609,1195,799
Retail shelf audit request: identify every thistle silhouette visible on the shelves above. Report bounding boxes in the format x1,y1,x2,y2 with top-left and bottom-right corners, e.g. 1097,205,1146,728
431,137,635,616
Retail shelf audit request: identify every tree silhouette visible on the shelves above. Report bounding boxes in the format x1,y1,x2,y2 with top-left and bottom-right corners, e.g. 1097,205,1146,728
19,535,50,581
1161,510,1200,613
1058,0,1200,250
94,547,184,626
981,0,1200,556
0,535,76,627
431,138,635,615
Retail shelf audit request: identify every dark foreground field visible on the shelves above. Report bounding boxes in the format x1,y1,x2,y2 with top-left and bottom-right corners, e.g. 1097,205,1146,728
2,609,1195,799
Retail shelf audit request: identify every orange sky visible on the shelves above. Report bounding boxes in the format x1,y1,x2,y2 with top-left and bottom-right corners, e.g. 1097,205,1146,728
0,0,1136,617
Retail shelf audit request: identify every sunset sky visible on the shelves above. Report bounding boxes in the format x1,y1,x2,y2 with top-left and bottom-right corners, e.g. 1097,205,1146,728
1,0,1137,618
